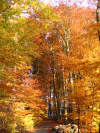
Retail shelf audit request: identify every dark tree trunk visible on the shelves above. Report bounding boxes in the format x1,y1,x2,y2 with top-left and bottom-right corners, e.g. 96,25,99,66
52,52,57,118
48,86,52,117
77,103,80,133
96,0,100,41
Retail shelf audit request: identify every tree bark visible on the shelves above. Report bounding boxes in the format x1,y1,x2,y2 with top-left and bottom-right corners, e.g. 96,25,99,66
96,0,100,41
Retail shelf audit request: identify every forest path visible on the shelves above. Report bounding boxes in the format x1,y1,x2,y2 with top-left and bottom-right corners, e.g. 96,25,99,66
32,120,57,133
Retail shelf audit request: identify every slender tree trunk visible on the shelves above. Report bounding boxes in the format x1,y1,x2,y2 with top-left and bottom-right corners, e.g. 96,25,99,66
77,103,80,133
56,72,61,119
96,0,100,40
48,86,52,117
62,66,66,117
52,70,57,117
51,52,57,118
57,97,61,120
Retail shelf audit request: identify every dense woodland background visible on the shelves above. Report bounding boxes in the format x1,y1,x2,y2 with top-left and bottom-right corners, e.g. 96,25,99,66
0,0,100,132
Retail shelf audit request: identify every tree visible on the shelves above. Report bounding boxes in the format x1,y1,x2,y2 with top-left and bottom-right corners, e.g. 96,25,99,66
96,0,100,40
0,0,59,131
32,2,100,132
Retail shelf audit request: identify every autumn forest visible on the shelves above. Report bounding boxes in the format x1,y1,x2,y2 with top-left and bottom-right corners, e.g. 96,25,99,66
0,0,100,133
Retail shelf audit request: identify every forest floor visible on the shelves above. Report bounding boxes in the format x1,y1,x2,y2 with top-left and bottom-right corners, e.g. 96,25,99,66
32,120,59,133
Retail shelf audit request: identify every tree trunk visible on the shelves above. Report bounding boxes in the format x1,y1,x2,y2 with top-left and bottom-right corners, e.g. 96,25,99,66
52,52,57,118
77,103,80,133
96,0,100,40
48,86,52,117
